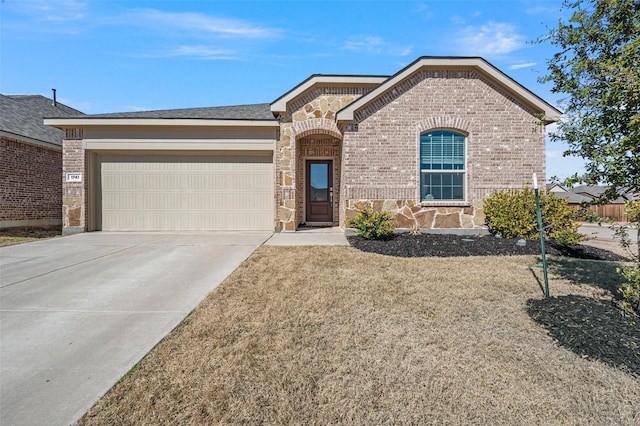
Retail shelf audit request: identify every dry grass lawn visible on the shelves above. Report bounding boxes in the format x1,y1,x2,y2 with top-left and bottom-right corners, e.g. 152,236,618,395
79,246,639,425
0,227,61,247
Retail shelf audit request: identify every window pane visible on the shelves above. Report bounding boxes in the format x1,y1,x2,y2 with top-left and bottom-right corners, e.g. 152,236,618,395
420,130,465,172
421,172,464,201
442,187,452,199
309,163,329,202
432,186,442,200
453,186,463,199
420,130,465,201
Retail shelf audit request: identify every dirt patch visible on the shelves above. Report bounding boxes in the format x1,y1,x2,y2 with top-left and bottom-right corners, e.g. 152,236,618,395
347,233,629,261
78,247,640,425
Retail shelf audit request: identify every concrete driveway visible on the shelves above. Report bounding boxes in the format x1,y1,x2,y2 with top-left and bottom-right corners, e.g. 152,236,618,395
0,231,270,426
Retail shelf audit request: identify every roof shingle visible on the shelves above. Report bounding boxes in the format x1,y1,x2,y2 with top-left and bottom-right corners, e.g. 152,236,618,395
0,94,84,146
78,103,275,121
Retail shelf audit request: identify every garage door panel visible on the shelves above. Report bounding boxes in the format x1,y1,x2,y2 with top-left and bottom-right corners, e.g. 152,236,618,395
98,154,273,231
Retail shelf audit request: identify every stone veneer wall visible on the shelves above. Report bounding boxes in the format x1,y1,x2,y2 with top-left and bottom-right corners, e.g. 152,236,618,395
61,129,86,234
344,199,486,230
341,69,546,229
0,136,62,228
276,85,375,231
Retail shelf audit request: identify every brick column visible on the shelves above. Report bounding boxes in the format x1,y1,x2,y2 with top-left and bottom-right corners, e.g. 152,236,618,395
62,129,85,234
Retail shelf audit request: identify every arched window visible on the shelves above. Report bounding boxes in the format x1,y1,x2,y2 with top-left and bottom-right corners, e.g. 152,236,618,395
420,130,465,201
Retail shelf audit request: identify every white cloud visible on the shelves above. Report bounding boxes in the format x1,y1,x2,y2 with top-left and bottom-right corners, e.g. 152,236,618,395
509,62,537,70
526,6,561,15
136,46,239,60
450,15,466,25
342,36,412,56
7,0,87,22
343,36,385,53
414,3,435,19
124,9,282,39
454,21,525,56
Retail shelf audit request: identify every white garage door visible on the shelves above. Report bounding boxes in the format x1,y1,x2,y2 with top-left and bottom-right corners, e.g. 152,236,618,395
97,153,273,231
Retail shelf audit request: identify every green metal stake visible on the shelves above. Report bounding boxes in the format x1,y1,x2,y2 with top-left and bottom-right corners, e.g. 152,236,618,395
533,174,550,298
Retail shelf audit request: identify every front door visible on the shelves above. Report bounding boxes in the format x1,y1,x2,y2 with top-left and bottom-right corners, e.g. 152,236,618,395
306,160,333,223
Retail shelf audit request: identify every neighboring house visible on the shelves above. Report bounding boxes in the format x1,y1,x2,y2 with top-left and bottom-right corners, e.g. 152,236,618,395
560,185,637,222
547,183,568,193
572,185,635,204
1,94,84,229
45,56,561,234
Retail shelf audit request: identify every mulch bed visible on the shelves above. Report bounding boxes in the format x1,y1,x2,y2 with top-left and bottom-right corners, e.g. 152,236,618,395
347,232,629,261
527,295,640,377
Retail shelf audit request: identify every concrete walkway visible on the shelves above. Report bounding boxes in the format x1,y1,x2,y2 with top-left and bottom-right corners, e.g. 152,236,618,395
264,227,350,246
580,223,638,242
0,232,270,426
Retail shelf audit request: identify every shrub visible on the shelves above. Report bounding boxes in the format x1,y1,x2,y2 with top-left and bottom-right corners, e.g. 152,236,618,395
483,187,585,244
619,265,640,317
346,202,395,240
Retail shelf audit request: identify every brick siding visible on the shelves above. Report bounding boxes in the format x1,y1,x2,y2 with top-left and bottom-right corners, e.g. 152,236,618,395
0,136,62,228
339,69,545,228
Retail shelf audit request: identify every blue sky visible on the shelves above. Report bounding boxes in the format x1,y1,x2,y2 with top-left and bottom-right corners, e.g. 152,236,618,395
1,0,584,180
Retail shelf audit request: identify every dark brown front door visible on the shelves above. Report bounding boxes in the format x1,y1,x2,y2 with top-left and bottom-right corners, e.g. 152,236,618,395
306,160,333,223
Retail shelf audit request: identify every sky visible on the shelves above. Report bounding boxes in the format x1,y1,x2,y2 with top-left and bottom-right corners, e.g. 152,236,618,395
1,0,585,180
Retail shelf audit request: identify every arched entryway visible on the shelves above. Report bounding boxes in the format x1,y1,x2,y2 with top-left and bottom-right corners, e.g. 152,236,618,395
295,134,342,227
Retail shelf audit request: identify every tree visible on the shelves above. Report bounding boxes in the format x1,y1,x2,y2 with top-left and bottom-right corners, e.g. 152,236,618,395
541,1,640,316
540,0,640,248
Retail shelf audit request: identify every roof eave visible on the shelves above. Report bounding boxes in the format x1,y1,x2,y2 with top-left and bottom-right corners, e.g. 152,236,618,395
44,118,280,129
0,130,62,150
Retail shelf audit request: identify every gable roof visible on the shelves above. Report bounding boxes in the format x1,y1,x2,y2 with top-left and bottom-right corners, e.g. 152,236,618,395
270,75,388,114
335,56,562,124
547,183,568,192
0,94,84,148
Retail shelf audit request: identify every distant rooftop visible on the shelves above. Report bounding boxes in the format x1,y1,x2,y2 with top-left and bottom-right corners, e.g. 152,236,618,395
1,94,84,147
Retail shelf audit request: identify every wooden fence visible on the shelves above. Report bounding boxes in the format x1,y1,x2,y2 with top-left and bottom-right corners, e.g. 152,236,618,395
569,204,630,223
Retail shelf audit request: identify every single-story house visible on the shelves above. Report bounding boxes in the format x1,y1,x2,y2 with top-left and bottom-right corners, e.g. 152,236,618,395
1,93,84,229
557,185,637,222
45,56,561,234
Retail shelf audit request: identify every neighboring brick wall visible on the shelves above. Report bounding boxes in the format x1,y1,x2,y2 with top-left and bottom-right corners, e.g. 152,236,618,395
0,136,62,228
341,69,546,228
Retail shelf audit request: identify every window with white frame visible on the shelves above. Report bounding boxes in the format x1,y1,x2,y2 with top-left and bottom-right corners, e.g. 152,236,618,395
420,130,465,201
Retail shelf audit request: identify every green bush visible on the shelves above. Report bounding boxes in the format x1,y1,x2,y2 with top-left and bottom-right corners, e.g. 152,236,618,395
346,202,395,240
619,265,640,317
483,187,585,244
